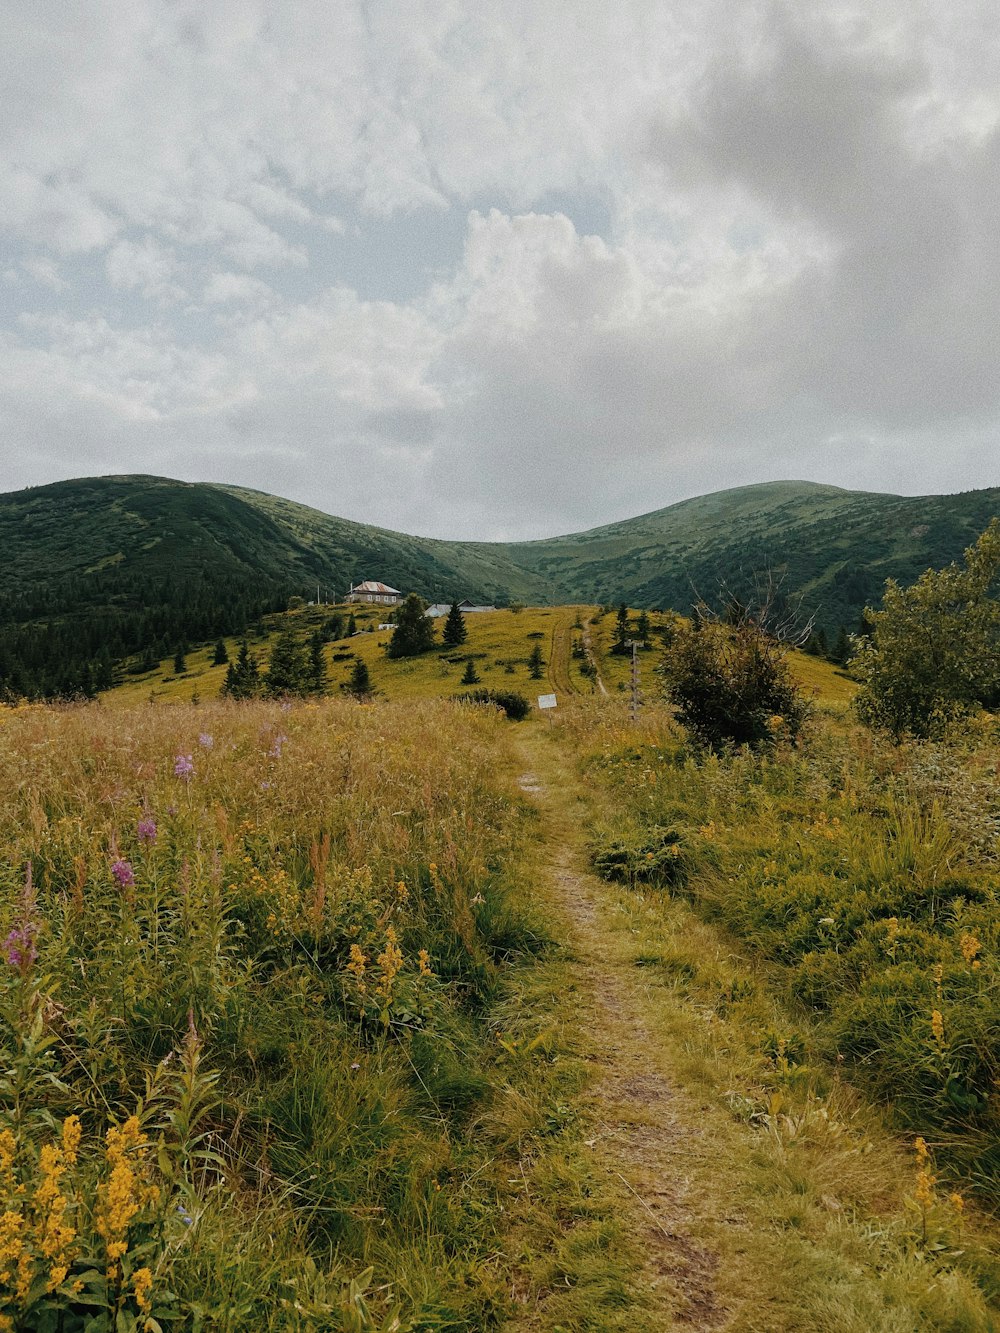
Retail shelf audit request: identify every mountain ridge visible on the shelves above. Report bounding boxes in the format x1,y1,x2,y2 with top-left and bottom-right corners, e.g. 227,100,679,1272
1,472,998,696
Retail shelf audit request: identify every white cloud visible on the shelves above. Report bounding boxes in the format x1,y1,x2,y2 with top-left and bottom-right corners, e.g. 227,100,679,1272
1,1,999,538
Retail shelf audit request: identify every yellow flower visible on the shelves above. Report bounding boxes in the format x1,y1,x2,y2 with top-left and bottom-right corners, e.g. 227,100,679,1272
949,1191,965,1214
960,932,981,967
395,879,409,902
61,1115,81,1166
133,1265,153,1313
418,949,434,978
931,1009,945,1047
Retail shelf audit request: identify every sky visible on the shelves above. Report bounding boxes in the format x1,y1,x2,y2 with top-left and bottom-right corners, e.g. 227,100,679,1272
2,1,999,540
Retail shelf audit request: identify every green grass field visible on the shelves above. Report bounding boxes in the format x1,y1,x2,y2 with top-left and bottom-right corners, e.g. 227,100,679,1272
104,603,856,716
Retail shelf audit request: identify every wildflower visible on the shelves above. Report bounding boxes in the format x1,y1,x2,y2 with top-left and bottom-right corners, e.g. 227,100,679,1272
931,1009,945,1047
111,859,135,890
268,734,287,758
960,932,981,967
949,1191,965,1214
4,864,39,969
3,924,37,969
395,879,409,902
61,1115,81,1166
699,822,716,839
173,754,194,781
136,817,157,843
818,917,835,927
198,732,214,749
346,943,368,989
133,1265,153,1315
418,949,434,978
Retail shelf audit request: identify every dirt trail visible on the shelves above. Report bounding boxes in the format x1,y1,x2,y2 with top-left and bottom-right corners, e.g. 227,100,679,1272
514,730,725,1329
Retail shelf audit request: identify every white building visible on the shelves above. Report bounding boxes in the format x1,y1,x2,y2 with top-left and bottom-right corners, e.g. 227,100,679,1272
347,581,403,606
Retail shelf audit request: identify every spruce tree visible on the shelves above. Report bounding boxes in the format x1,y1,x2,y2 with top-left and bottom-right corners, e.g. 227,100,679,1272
221,640,261,700
346,658,372,698
265,629,308,696
387,594,436,659
635,611,651,646
442,601,468,648
461,657,480,684
528,643,545,679
611,604,630,655
212,639,229,666
307,628,328,694
347,614,357,637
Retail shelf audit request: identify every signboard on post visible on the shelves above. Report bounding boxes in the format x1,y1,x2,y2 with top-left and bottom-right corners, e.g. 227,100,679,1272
537,693,557,711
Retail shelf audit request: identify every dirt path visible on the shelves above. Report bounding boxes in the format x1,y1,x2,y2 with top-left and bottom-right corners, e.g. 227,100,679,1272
514,729,725,1328
580,625,608,695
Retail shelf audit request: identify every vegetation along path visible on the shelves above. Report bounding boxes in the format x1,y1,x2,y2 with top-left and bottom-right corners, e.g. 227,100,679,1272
504,717,1000,1332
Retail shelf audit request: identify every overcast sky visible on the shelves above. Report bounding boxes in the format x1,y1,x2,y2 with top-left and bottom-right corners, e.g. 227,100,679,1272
2,2,999,539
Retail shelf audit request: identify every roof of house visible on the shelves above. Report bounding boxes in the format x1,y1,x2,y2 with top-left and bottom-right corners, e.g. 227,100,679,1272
351,580,402,595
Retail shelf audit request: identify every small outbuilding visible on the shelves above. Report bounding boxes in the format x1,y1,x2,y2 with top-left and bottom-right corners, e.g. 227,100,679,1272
425,599,497,617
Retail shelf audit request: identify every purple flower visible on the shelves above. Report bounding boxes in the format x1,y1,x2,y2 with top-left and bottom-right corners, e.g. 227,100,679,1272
268,734,287,759
198,733,214,749
4,924,37,969
5,863,39,969
137,817,157,844
260,781,271,791
111,858,135,889
174,754,194,781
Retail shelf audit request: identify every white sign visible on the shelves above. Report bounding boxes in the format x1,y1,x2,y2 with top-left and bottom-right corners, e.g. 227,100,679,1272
537,693,557,710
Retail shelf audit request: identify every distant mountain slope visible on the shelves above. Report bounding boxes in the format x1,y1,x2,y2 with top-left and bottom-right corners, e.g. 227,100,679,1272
505,480,1000,631
0,473,997,697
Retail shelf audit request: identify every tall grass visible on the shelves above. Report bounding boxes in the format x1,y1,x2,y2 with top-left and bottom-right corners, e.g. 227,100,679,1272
0,698,543,1330
567,701,1000,1202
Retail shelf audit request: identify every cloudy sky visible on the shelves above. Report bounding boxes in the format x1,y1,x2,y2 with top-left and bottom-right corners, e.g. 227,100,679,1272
2,1,999,539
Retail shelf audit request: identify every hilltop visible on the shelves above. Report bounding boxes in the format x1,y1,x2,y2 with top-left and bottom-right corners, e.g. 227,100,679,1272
0,473,997,695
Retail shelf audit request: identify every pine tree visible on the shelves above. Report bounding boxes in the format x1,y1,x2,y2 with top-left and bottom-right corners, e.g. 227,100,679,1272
387,594,436,659
212,639,229,666
346,658,372,698
265,629,308,696
442,601,468,648
636,611,651,645
528,643,545,679
221,639,261,700
611,604,630,655
347,614,357,637
833,625,850,664
461,657,480,684
173,645,187,674
307,628,328,694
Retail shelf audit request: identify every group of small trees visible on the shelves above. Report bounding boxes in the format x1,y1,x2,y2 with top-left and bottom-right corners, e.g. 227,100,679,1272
221,627,328,700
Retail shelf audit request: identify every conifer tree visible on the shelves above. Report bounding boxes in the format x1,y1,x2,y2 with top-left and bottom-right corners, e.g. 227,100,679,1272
307,628,328,694
461,657,480,684
387,594,436,659
212,639,229,666
173,645,187,674
347,614,357,637
265,628,308,696
528,643,545,679
346,658,372,698
611,604,630,655
442,601,468,648
221,639,261,699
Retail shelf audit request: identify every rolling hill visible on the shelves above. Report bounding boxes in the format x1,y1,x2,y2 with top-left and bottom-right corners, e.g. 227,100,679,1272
0,473,997,696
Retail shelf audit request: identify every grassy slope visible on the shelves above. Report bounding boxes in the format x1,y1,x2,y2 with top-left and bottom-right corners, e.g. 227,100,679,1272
105,601,856,714
3,477,999,663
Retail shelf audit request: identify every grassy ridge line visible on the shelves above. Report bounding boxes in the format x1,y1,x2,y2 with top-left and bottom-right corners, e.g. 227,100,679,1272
0,696,637,1329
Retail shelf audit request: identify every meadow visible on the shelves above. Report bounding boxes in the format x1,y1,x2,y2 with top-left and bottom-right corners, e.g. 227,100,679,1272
568,698,1000,1207
0,697,566,1330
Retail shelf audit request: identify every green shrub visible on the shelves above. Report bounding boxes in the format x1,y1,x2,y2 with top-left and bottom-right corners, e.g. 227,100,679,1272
454,688,530,720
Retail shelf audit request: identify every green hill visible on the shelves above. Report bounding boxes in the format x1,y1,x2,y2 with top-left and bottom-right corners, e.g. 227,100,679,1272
0,473,997,697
